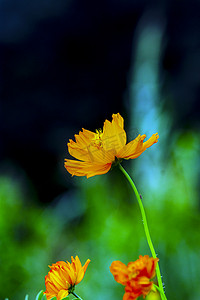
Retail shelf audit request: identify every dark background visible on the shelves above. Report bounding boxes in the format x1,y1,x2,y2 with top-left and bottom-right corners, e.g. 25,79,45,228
1,0,200,204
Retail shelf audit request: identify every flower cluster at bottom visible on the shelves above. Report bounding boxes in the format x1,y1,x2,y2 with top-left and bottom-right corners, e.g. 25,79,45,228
110,255,159,300
44,256,90,300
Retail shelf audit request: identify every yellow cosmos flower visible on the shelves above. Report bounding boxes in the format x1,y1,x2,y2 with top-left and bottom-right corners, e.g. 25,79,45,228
64,113,159,178
44,256,90,300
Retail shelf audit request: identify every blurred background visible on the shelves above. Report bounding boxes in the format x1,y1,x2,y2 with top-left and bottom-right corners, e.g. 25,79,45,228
0,0,200,299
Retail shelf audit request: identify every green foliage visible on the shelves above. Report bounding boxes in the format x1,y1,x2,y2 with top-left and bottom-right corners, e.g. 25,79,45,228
35,290,45,300
0,175,72,300
1,131,200,300
15,290,69,300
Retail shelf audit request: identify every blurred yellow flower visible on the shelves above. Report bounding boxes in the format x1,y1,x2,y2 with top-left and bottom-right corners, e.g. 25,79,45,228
65,113,159,178
44,256,90,300
110,255,159,300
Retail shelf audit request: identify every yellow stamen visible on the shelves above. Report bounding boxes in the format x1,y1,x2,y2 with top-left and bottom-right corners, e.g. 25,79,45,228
92,129,103,148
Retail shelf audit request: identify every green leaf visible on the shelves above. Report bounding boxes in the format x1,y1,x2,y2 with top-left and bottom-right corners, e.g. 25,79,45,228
35,290,44,300
62,297,69,300
49,297,57,300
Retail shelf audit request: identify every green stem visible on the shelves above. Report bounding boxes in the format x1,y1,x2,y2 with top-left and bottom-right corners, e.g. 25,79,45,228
153,284,167,300
72,292,83,300
118,164,166,300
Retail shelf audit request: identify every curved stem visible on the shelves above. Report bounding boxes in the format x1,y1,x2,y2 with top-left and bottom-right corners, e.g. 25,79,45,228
118,164,166,300
153,284,167,300
72,292,83,300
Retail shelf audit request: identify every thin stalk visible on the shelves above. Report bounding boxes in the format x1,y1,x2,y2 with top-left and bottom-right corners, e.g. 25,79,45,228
72,292,83,300
153,284,167,300
118,164,166,299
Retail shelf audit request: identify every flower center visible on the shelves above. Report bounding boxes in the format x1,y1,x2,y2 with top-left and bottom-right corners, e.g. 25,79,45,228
68,284,75,294
92,129,103,149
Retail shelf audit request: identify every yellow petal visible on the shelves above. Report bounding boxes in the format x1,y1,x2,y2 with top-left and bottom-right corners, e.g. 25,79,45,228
44,292,57,300
117,133,159,160
117,134,146,159
68,139,92,162
143,133,159,149
112,113,124,129
74,128,96,146
57,289,69,300
49,271,66,290
68,132,115,164
65,261,77,285
68,129,96,162
71,256,81,271
45,280,59,294
76,258,91,285
64,159,112,178
102,114,126,154
82,259,91,273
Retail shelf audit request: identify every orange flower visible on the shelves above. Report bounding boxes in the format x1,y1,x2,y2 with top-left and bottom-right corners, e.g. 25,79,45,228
44,256,90,300
110,255,159,300
64,113,159,178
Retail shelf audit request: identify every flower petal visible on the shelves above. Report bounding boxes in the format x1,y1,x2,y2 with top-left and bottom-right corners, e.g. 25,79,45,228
117,133,159,160
102,113,127,154
57,289,69,300
75,128,96,146
116,134,146,159
123,285,141,300
83,259,91,273
110,256,159,300
48,270,66,290
68,133,115,164
143,133,159,149
112,113,125,132
67,129,96,162
110,261,129,285
64,159,112,178
44,257,90,300
76,258,91,285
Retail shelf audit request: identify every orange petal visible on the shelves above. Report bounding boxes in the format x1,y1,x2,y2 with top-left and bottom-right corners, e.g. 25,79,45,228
128,255,159,281
64,159,112,178
124,285,141,300
110,261,129,285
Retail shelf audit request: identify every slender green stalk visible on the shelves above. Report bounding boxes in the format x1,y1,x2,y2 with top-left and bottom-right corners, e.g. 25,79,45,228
153,284,167,300
118,164,166,300
72,292,83,300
